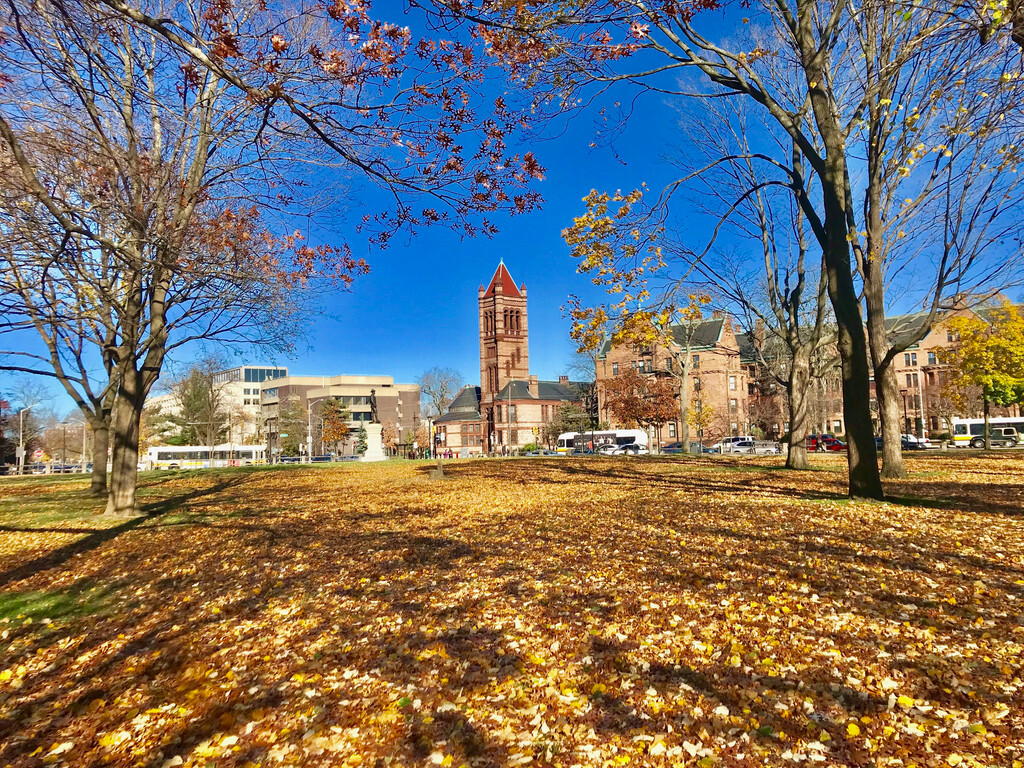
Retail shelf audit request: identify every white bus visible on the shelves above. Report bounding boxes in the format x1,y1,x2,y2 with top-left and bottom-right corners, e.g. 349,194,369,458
557,429,650,453
554,432,579,454
145,444,266,470
951,416,1024,447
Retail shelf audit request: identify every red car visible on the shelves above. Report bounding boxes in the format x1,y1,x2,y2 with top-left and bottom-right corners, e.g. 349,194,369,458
805,433,837,451
818,437,847,452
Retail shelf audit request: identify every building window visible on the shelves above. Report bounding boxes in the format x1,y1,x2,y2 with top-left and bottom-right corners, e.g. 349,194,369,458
947,330,956,342
495,405,502,422
542,404,549,421
833,420,842,433
729,398,738,414
694,377,701,392
729,375,737,391
668,422,676,437
905,373,912,387
692,355,700,369
666,358,673,372
244,388,251,395
912,372,919,386
928,352,937,366
612,362,619,375
510,405,517,422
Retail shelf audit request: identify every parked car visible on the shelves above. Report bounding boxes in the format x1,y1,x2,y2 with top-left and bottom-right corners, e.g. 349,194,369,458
806,433,839,451
524,449,559,456
310,455,332,463
569,447,597,456
661,442,686,454
613,443,649,455
729,440,756,454
596,444,620,455
711,435,756,453
901,433,932,449
969,427,1019,449
752,441,783,455
819,438,847,452
279,456,301,464
688,442,718,454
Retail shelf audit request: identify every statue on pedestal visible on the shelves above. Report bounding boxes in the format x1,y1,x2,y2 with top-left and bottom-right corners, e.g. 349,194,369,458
369,388,379,423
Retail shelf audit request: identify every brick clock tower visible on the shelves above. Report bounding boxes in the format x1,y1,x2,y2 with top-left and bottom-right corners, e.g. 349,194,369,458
479,261,528,450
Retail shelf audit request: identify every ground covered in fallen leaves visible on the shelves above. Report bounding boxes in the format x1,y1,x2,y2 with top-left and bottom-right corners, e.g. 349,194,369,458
1,454,1022,768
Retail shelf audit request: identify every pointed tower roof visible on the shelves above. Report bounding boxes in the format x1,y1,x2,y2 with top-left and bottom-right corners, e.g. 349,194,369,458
483,260,522,298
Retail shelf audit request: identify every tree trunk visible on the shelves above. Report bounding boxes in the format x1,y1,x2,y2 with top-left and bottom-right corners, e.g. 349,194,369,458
89,421,109,496
874,361,906,478
786,346,811,470
678,369,690,452
863,254,906,478
106,386,144,516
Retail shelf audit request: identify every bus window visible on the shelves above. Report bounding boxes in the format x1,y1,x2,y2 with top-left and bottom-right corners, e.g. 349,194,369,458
954,424,966,435
969,424,983,436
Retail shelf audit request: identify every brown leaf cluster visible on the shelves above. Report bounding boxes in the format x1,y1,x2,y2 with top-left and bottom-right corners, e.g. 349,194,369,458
0,453,1022,767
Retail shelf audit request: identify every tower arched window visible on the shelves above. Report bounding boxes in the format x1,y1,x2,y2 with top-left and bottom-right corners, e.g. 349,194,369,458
517,310,522,333
503,309,508,330
505,360,511,377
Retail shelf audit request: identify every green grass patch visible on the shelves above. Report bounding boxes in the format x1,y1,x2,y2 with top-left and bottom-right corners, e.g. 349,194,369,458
0,582,111,623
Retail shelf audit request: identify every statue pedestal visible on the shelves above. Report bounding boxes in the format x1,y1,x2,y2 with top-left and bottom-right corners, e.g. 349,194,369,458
361,422,386,462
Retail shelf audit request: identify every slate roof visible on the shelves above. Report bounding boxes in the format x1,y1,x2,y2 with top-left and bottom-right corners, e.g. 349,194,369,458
885,312,934,350
737,330,758,363
483,261,522,298
598,318,725,358
434,409,482,424
493,379,588,402
447,385,481,412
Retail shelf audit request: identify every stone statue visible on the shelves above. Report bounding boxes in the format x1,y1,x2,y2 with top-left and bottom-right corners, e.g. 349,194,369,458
369,388,379,424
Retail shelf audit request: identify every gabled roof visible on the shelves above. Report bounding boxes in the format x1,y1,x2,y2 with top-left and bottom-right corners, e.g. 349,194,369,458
434,409,482,424
483,261,522,298
447,385,481,413
885,312,933,350
494,379,588,402
597,318,725,359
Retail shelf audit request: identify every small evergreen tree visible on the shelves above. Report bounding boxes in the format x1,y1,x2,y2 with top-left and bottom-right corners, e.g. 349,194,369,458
356,425,368,455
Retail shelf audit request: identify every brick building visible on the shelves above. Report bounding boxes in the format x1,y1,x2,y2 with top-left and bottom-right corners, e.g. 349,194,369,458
434,262,587,454
878,306,1021,435
596,311,755,442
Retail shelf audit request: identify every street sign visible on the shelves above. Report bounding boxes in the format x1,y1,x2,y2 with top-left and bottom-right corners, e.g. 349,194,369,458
280,433,289,438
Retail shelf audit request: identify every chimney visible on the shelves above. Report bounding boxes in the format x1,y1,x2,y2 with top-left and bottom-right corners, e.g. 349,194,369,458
529,374,539,398
754,318,766,349
712,309,724,320
558,375,569,385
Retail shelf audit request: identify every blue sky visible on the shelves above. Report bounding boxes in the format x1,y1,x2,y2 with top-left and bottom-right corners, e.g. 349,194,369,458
2,6,704,410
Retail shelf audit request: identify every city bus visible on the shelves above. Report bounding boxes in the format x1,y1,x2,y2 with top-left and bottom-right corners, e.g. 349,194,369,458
950,416,1024,447
554,432,579,454
144,444,266,470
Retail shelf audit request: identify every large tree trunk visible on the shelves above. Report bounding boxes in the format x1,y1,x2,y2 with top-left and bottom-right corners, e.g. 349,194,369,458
801,39,884,500
862,215,906,478
89,421,109,496
106,385,144,517
874,360,906,478
786,346,811,470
